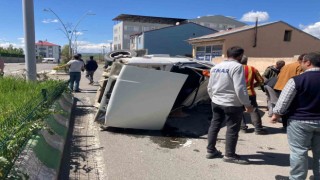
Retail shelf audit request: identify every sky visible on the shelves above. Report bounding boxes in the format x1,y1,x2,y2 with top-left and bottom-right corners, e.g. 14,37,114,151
1,0,320,53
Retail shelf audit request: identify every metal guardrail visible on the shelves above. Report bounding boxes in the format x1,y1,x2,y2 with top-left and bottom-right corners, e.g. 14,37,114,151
0,82,67,179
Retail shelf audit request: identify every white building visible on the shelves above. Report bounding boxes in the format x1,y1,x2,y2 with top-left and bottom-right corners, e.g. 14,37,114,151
35,41,61,61
112,14,246,51
112,14,187,50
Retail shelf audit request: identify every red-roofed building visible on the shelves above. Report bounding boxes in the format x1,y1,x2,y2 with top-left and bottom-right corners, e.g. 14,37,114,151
35,40,61,61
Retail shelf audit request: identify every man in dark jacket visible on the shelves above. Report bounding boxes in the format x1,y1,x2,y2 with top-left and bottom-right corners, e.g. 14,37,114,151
85,56,98,84
262,60,285,81
271,52,320,180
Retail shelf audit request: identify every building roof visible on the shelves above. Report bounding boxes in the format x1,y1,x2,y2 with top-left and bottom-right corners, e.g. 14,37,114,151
188,21,320,42
35,41,59,46
113,14,187,25
129,22,217,37
188,15,246,27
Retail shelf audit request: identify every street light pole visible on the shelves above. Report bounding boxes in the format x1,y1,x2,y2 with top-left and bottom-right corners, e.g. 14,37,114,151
22,0,37,81
43,8,95,59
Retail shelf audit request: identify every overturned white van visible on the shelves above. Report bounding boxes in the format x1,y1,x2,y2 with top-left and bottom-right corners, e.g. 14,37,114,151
95,54,214,130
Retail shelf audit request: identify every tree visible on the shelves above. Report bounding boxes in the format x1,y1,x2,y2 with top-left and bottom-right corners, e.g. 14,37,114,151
0,45,24,57
61,44,71,63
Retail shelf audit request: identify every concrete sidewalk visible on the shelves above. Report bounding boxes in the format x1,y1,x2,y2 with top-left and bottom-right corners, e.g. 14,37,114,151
58,68,106,180
59,67,315,180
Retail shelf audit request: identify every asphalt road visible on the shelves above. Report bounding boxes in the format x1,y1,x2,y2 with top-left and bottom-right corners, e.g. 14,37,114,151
3,63,315,180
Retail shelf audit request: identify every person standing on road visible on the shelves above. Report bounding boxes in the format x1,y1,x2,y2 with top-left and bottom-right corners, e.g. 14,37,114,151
85,56,98,85
262,60,285,81
206,46,253,165
273,54,305,129
271,52,320,180
0,58,4,77
239,56,268,135
59,54,85,92
274,54,305,92
77,53,84,63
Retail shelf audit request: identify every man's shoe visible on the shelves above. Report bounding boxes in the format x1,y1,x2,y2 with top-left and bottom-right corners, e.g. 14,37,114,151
240,128,248,133
223,154,250,165
255,129,268,135
240,126,248,133
206,151,223,159
74,90,81,92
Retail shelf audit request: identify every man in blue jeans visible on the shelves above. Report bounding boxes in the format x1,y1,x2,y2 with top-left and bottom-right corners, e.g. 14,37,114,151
272,52,320,180
60,54,85,92
206,46,253,164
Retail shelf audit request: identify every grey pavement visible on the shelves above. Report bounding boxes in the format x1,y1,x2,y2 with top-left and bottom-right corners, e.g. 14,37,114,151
4,63,314,180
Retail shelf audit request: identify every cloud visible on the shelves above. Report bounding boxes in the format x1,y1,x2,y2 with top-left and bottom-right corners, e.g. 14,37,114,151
75,41,112,53
241,11,269,22
18,37,25,44
0,37,24,49
74,31,84,36
300,22,320,39
42,19,59,24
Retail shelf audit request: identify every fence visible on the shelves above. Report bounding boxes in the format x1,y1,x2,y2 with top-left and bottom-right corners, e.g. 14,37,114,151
0,82,67,179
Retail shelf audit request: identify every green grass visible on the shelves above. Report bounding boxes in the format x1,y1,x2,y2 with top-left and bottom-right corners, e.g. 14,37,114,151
0,76,67,178
0,76,65,123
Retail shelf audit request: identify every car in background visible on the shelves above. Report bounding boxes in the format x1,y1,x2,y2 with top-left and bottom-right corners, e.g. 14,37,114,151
42,57,58,63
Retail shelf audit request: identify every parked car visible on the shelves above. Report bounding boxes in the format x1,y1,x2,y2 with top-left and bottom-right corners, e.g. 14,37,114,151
42,57,58,63
96,53,214,130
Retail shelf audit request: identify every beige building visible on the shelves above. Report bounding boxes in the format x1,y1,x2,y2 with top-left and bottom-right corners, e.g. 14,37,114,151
188,21,320,60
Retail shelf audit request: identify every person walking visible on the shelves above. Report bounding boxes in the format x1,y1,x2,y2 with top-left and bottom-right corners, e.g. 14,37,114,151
59,54,85,92
262,60,285,81
274,54,305,92
273,54,305,128
206,46,253,165
271,52,320,180
239,56,268,135
85,56,98,84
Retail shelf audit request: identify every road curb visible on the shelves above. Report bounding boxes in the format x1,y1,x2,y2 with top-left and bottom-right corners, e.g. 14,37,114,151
11,92,75,179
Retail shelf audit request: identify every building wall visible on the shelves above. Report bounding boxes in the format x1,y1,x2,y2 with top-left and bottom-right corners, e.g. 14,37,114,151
212,56,296,73
222,22,320,57
35,45,60,60
137,34,144,50
113,21,172,50
113,22,123,50
191,22,320,58
143,23,216,56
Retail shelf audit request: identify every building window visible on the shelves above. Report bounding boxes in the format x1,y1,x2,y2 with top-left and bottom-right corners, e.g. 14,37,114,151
143,27,150,31
284,30,292,41
196,46,205,51
210,24,217,29
205,46,212,53
195,45,222,61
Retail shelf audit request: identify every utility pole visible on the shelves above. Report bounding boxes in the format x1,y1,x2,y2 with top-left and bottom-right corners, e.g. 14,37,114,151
43,8,95,59
22,0,37,81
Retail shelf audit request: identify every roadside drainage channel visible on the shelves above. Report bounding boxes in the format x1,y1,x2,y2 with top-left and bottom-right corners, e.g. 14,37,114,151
10,92,75,179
